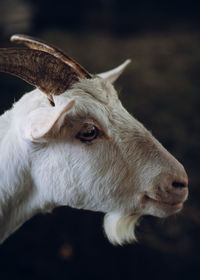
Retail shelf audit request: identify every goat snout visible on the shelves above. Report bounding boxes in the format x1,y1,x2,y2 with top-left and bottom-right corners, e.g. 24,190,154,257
143,161,188,216
151,143,188,199
171,161,188,188
153,165,188,200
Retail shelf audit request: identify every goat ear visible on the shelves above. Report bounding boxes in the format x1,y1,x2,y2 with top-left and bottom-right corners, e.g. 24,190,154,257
97,59,131,83
23,100,74,142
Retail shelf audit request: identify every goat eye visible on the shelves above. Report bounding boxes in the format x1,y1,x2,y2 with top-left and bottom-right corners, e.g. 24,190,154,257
76,124,99,142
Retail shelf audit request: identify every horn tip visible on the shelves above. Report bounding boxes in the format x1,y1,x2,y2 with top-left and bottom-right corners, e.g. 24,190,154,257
124,59,132,65
10,34,26,43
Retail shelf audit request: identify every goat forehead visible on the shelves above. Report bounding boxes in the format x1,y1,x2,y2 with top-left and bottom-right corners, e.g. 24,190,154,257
55,78,147,137
72,78,119,103
54,77,120,114
61,78,142,126
72,79,143,129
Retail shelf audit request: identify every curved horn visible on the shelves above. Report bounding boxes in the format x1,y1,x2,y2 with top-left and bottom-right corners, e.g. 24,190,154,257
0,48,79,102
10,34,92,79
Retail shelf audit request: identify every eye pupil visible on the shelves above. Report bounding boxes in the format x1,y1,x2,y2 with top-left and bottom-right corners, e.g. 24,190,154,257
76,124,99,142
83,128,95,137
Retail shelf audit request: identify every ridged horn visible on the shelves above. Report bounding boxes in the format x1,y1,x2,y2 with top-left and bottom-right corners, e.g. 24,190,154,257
10,34,92,79
0,48,79,102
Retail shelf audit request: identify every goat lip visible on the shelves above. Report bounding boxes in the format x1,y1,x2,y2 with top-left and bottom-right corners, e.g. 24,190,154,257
144,195,183,210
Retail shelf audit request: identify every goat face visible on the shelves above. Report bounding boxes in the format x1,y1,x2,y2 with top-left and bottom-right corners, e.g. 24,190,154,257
21,76,188,245
1,35,188,245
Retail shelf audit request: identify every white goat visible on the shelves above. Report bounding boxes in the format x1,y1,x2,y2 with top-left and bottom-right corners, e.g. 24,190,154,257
0,35,188,245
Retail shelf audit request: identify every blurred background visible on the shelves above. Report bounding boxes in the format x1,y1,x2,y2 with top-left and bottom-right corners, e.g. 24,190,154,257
0,0,200,279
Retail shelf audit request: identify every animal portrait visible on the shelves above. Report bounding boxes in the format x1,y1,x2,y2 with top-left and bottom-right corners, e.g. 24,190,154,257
0,34,188,245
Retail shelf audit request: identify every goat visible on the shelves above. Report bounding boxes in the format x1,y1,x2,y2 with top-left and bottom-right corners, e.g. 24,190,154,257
0,34,188,245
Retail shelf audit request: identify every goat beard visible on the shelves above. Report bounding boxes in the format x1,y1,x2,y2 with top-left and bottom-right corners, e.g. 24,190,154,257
103,212,139,245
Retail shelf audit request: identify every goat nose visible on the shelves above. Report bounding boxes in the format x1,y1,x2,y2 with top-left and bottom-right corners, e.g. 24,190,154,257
171,166,188,189
172,181,188,188
152,161,188,192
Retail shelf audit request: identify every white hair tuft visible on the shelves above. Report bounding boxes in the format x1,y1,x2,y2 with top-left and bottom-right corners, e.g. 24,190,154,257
103,212,139,245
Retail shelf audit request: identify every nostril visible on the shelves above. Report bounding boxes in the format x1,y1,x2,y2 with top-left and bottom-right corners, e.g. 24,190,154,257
172,181,187,188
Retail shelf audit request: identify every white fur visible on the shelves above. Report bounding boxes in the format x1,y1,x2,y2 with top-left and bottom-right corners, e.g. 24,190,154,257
0,62,188,245
104,212,139,245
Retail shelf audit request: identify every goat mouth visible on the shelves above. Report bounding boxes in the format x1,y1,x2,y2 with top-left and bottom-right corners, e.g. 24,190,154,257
143,195,183,210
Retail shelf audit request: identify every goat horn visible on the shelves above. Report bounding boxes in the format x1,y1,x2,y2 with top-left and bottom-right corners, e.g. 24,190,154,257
10,34,92,79
0,48,79,102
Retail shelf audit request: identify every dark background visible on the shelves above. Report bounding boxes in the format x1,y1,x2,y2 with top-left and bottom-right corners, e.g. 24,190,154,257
0,0,200,279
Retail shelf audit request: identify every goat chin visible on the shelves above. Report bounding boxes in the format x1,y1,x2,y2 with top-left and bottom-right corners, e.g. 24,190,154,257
103,212,139,245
